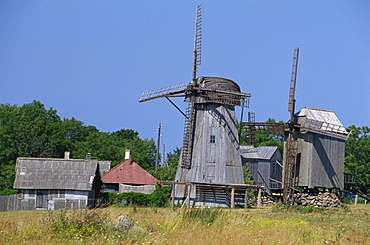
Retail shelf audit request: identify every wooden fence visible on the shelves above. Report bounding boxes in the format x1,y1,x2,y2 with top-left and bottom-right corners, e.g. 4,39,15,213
0,194,19,212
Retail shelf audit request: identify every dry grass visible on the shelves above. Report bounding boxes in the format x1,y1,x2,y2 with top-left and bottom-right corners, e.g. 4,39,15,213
0,205,369,244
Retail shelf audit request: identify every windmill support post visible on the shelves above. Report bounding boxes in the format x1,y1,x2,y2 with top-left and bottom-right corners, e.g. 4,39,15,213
244,189,249,208
231,188,235,208
161,181,264,208
257,188,262,208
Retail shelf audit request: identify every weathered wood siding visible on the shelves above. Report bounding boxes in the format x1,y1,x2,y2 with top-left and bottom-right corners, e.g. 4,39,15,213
241,146,283,191
175,103,243,184
17,189,93,210
0,195,19,212
119,184,156,194
287,132,345,189
243,160,282,190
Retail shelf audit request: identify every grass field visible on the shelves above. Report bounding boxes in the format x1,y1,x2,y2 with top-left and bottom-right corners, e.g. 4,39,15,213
0,204,369,244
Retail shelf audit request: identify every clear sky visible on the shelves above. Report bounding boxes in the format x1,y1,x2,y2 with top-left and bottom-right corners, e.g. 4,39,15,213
1,1,369,155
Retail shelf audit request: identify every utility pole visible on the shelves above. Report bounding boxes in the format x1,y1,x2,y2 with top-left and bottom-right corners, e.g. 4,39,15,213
155,123,161,170
162,144,166,165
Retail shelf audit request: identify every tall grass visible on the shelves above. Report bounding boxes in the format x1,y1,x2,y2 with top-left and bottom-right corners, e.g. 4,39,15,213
0,205,369,244
181,207,226,225
45,208,110,239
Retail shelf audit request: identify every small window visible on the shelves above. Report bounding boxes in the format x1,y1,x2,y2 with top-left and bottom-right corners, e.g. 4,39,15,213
20,168,26,175
210,135,216,143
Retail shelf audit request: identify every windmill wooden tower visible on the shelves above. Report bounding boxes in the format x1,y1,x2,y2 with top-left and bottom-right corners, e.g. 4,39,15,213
139,5,254,207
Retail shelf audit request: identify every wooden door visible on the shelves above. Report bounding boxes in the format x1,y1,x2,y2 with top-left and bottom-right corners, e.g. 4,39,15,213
36,190,48,209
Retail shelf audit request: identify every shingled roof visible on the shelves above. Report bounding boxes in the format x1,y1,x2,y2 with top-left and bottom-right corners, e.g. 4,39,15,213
13,157,100,191
296,107,351,140
101,158,157,185
240,146,280,160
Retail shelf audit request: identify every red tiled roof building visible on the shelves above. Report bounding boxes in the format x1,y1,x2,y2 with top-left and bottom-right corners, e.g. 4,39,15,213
101,152,157,193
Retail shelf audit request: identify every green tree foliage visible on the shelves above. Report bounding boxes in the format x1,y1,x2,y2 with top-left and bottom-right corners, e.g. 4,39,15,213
345,126,370,188
0,101,66,192
0,101,156,193
152,148,181,181
242,165,253,185
239,118,285,153
107,184,171,207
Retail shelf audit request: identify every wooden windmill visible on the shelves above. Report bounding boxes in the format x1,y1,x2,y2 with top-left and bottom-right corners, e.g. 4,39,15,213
139,5,253,207
242,48,352,204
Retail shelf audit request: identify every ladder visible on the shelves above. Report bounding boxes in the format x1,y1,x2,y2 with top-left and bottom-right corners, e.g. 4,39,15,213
181,103,195,168
248,112,256,146
283,135,298,204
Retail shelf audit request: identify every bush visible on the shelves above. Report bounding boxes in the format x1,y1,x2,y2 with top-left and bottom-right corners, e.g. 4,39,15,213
46,209,110,239
0,188,17,196
107,184,171,207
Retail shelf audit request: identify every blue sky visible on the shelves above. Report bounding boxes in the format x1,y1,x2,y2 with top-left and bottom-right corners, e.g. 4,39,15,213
1,1,369,155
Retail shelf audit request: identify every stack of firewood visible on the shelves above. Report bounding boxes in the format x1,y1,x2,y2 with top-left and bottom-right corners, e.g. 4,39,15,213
292,192,342,209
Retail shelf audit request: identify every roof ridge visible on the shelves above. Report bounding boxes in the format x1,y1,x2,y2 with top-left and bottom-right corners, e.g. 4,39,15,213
101,158,132,177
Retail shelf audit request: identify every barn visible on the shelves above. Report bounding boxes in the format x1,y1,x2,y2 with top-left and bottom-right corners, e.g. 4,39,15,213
241,145,283,192
13,153,110,210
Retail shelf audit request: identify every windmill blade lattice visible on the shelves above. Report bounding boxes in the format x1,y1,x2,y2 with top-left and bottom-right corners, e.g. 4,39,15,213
138,82,188,103
192,5,202,81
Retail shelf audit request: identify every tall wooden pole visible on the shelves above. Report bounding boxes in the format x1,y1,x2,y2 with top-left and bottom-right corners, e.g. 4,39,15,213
155,123,161,170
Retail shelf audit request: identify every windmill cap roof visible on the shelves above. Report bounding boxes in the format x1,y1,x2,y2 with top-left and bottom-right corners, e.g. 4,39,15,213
196,77,241,92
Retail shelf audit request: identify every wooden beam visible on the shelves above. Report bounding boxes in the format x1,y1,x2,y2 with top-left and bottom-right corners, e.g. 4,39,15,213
231,188,235,208
257,188,262,208
171,184,175,208
186,184,191,207
245,189,248,208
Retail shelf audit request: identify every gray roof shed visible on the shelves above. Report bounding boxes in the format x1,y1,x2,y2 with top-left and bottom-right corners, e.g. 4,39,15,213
240,146,281,161
13,157,103,191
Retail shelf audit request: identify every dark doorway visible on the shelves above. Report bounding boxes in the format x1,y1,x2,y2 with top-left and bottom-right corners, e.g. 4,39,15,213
36,190,48,209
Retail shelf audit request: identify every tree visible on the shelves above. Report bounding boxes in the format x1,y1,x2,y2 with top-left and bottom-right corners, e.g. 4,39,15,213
345,125,370,188
123,137,156,170
239,118,285,153
0,101,158,193
16,101,65,158
152,148,181,181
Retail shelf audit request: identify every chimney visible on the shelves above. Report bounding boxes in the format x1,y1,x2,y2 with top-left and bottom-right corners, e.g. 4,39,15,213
86,153,91,160
64,151,70,159
125,149,131,160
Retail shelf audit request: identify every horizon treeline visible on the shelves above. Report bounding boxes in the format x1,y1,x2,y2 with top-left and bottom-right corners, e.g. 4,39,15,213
0,100,368,195
0,100,162,195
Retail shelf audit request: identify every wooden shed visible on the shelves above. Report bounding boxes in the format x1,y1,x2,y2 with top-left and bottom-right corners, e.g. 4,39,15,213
284,107,350,190
101,152,158,194
241,145,283,192
13,155,108,210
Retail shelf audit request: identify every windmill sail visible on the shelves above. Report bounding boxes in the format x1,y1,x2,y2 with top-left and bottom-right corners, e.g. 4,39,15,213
180,4,202,169
138,82,188,103
192,5,202,81
288,47,299,120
